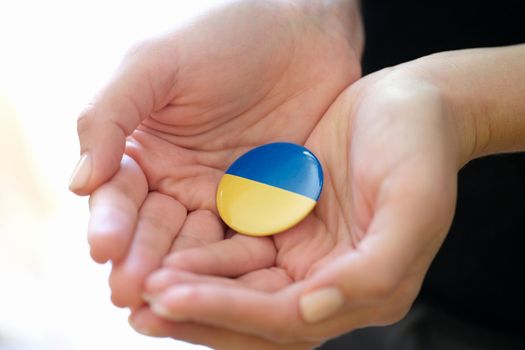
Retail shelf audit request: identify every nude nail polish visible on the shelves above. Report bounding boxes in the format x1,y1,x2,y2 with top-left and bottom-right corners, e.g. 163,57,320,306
69,153,91,192
300,287,344,323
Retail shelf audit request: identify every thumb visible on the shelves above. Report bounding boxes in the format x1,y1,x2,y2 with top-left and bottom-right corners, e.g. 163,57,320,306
69,40,174,195
298,165,456,324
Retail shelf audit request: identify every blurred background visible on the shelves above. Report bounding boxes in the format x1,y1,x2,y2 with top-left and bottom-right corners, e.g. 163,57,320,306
0,1,224,349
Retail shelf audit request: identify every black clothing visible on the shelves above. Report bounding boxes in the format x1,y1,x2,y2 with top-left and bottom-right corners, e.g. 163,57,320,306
361,0,525,74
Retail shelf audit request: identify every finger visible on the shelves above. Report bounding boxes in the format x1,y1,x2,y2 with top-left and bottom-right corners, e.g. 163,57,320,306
88,155,148,263
144,269,245,300
163,234,277,277
144,167,454,338
237,268,293,292
170,209,224,252
299,162,457,323
144,267,291,300
148,281,416,342
147,280,407,343
148,283,306,340
129,307,317,350
110,192,187,308
70,39,175,195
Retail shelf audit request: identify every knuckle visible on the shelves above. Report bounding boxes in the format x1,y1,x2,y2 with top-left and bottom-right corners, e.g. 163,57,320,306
162,252,195,271
193,209,218,221
76,104,97,135
162,253,185,267
176,286,202,304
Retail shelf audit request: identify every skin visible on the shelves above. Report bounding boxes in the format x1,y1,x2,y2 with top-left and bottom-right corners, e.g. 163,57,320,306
71,0,525,348
127,66,461,349
79,0,362,266
130,47,525,349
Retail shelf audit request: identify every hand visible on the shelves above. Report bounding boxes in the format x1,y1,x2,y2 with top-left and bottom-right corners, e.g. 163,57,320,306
129,67,463,349
70,0,362,309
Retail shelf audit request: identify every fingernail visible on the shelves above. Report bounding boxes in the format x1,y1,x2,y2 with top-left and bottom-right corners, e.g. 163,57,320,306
142,293,154,303
69,153,91,192
151,302,188,322
299,288,344,323
129,316,155,336
134,325,155,336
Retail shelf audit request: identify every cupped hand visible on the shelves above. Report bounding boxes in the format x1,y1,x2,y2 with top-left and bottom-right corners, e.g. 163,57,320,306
70,0,362,309
128,67,462,349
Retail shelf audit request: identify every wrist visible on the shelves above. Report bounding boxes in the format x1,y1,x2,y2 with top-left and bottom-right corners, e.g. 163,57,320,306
401,45,525,165
322,0,364,58
292,0,364,58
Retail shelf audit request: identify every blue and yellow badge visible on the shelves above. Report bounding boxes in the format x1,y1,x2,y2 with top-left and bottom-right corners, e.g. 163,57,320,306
216,142,323,236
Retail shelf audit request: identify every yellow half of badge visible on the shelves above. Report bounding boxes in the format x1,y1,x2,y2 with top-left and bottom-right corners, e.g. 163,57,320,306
216,174,317,236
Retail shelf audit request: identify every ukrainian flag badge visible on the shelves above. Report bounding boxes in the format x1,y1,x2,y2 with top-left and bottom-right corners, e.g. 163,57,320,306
216,142,323,236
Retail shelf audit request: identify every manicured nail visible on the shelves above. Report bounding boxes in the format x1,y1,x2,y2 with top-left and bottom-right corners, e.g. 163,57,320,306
69,153,91,192
299,288,344,323
151,302,188,322
134,325,155,336
142,293,154,303
129,316,155,336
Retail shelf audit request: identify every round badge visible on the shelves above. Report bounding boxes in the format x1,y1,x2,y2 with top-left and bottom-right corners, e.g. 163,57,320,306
216,142,323,236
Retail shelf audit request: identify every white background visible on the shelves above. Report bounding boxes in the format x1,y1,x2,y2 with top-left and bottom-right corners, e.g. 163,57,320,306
0,1,228,349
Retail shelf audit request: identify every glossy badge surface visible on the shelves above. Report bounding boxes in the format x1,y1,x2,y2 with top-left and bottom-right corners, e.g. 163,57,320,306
216,142,323,236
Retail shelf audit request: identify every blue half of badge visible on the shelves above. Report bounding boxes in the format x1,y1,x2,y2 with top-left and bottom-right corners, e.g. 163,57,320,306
216,142,323,236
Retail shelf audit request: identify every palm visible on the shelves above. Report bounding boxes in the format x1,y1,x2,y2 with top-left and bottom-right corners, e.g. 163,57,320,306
117,80,357,297
131,79,366,296
130,0,360,211
141,69,458,306
90,0,362,307
105,64,461,350
111,108,355,311
77,2,461,348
